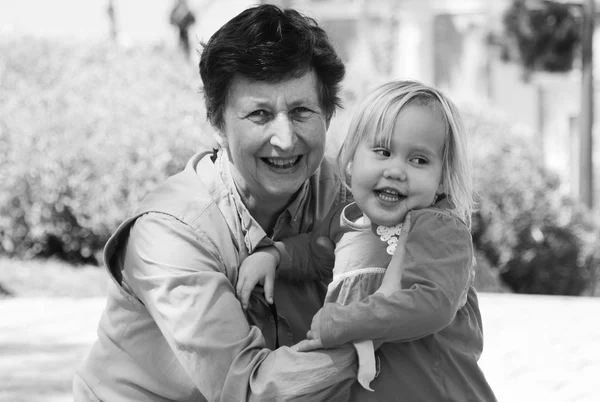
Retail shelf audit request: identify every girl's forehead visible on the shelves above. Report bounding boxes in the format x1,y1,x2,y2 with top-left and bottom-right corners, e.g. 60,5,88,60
372,102,447,142
358,119,390,145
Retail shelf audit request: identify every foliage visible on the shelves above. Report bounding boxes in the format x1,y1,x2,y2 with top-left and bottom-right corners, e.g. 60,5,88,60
465,106,600,295
0,36,213,264
500,0,582,76
2,36,598,296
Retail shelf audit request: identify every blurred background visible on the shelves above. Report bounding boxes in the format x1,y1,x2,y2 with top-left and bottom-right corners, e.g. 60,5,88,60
1,0,598,296
1,0,599,401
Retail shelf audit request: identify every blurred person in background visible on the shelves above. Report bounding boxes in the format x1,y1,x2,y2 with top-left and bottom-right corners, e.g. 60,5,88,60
169,0,196,58
73,4,360,401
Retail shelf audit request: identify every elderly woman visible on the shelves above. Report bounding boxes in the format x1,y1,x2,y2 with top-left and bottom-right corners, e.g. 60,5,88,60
73,4,358,402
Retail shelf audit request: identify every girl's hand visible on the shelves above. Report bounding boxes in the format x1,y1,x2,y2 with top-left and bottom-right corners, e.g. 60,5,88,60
236,247,279,310
294,309,324,352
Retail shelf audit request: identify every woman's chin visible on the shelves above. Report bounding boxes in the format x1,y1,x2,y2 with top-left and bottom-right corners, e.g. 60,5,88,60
262,183,303,202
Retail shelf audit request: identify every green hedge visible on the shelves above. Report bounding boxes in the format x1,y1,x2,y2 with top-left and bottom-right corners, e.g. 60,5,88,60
0,37,214,263
2,37,598,295
464,106,600,295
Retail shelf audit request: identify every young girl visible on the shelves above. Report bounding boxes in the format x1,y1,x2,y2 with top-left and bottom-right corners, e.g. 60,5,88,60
236,80,497,401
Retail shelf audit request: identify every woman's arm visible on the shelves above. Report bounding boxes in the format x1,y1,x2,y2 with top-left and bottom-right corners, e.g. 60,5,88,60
316,210,474,348
123,213,356,401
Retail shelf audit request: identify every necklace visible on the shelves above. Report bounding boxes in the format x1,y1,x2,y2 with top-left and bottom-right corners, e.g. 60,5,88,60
376,223,403,255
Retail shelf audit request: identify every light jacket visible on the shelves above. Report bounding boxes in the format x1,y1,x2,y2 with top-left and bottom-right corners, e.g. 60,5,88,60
74,150,356,402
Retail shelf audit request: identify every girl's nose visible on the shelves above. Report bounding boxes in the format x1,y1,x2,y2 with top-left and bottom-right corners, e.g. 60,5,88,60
269,114,297,151
383,165,407,181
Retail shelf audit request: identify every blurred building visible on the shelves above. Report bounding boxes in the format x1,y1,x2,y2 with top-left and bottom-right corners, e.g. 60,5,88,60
270,0,599,200
1,0,597,199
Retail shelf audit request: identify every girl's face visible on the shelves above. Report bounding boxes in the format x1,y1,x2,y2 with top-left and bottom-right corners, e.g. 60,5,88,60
350,103,445,227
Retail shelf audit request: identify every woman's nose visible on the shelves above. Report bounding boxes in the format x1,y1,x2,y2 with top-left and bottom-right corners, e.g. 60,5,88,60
269,114,297,151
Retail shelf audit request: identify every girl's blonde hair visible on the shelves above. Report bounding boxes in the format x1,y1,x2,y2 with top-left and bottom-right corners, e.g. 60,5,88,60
337,80,474,228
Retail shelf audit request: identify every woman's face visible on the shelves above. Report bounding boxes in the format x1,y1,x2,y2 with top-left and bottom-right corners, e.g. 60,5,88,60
217,71,328,207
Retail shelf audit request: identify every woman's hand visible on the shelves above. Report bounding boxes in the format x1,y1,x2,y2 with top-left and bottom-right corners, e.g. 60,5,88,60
294,308,324,352
236,246,279,310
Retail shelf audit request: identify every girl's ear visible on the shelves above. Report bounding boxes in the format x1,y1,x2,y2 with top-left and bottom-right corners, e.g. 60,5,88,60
346,161,353,176
437,181,444,195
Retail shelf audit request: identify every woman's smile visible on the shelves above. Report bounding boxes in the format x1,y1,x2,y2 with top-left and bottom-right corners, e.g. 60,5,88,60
261,155,303,170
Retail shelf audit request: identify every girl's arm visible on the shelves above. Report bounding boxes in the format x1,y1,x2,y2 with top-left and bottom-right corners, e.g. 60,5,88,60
272,203,346,282
317,210,474,347
236,203,347,312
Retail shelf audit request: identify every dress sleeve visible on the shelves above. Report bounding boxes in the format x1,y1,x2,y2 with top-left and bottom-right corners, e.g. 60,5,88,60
273,204,345,282
123,213,356,401
317,210,474,348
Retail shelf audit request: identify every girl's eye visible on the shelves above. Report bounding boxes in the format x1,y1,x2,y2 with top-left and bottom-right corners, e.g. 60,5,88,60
373,148,390,157
410,156,428,165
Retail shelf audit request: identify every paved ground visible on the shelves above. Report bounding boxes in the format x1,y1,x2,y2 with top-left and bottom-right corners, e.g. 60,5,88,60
1,293,599,401
478,293,600,402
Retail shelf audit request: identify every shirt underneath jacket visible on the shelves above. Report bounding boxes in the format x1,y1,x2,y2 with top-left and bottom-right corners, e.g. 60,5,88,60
73,150,358,402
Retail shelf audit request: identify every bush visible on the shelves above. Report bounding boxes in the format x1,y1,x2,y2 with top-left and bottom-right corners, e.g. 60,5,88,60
2,37,599,296
0,37,214,264
465,106,600,295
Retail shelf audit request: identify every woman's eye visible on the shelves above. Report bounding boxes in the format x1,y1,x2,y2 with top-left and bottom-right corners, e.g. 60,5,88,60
291,107,313,120
249,110,268,117
374,148,390,157
247,110,271,123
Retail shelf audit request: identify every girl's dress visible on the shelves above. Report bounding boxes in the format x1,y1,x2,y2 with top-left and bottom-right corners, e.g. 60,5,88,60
325,202,404,390
311,197,498,401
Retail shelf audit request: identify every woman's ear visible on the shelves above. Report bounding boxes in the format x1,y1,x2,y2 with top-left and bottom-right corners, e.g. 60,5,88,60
346,162,353,176
213,130,228,149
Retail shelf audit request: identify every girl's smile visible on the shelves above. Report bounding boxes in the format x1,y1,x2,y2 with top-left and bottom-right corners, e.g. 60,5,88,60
374,188,406,203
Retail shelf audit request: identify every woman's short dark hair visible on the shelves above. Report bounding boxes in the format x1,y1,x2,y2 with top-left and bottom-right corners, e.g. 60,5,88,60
199,4,346,130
